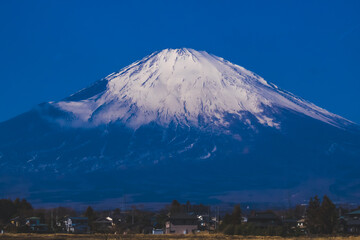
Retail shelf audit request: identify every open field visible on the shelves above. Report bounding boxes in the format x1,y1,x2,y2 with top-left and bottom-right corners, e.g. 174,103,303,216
1,234,360,240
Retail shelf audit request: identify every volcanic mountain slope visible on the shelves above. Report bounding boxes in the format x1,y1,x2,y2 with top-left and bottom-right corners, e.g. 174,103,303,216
56,48,349,129
0,48,359,206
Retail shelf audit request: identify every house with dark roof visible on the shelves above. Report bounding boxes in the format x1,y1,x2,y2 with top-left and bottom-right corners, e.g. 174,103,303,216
10,216,25,228
297,218,306,230
25,217,49,233
93,217,113,233
339,209,360,234
165,213,198,234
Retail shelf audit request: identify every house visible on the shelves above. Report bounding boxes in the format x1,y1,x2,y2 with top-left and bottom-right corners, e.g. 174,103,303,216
8,216,26,232
26,217,40,226
197,214,210,231
55,216,67,233
297,218,306,229
64,217,90,233
247,211,281,228
282,218,298,228
10,216,25,227
93,217,113,233
25,217,49,233
197,214,218,231
165,213,198,234
339,209,360,234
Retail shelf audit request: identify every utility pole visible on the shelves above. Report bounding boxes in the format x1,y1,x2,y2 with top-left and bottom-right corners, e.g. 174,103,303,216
132,208,134,225
215,206,219,231
208,205,210,232
51,209,53,230
55,207,58,233
123,195,127,213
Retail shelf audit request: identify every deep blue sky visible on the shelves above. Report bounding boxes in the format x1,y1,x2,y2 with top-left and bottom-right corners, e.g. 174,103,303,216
0,0,359,123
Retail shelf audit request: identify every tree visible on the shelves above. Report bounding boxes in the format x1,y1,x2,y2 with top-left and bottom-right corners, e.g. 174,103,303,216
54,206,76,218
231,204,242,225
113,208,121,216
223,224,235,235
185,201,191,213
192,203,209,215
20,199,33,210
13,198,21,209
84,206,96,222
169,200,182,214
294,204,306,219
14,198,33,217
220,204,242,234
306,195,338,234
221,213,232,226
305,195,321,234
0,199,16,225
320,195,337,234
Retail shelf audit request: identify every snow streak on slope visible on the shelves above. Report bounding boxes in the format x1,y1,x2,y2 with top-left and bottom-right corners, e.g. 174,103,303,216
55,48,348,129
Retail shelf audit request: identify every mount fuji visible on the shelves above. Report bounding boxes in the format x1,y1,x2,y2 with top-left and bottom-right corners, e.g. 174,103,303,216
0,48,359,207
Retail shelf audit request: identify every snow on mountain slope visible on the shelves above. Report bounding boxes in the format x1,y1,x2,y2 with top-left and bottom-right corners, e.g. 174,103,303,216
54,48,349,129
1,48,360,206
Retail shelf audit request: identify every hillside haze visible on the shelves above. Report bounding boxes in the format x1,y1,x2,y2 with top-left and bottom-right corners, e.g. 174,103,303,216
0,48,359,207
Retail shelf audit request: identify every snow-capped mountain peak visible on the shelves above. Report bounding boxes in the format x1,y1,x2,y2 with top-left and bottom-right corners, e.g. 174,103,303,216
1,49,359,207
54,48,348,129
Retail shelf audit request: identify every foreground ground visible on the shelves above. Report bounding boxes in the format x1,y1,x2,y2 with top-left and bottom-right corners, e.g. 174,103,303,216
1,234,360,240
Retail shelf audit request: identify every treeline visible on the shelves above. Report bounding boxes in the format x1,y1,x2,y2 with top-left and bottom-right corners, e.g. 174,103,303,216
0,198,79,233
84,205,155,234
0,198,33,225
219,205,293,236
1,195,359,236
0,198,212,234
306,195,337,234
219,195,352,236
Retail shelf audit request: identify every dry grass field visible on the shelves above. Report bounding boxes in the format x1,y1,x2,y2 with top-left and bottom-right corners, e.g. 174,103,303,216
0,233,360,240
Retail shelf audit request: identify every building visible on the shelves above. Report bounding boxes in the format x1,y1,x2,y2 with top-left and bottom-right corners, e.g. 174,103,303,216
197,214,210,231
26,217,40,227
64,217,90,233
282,218,298,229
10,217,25,227
93,217,113,233
8,216,26,232
297,218,306,230
165,213,198,234
25,217,49,233
339,210,360,234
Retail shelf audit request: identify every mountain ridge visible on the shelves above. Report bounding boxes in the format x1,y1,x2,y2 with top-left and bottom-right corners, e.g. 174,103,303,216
0,48,359,206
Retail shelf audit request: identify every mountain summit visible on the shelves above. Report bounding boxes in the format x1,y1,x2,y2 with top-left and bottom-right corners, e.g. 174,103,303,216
0,48,359,207
55,48,349,129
